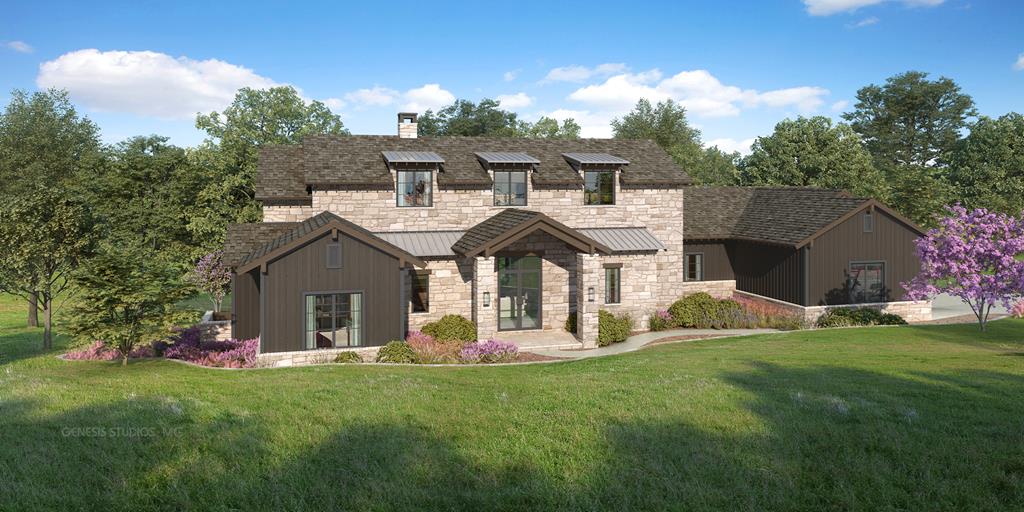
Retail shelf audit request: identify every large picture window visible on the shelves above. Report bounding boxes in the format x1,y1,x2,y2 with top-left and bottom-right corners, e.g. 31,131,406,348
494,170,527,206
848,262,884,303
411,271,429,313
584,170,615,205
305,292,362,349
685,253,703,281
605,267,621,304
397,170,432,207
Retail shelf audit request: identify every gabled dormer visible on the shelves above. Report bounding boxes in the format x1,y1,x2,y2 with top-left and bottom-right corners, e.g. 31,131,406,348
562,152,629,206
475,152,539,207
382,150,444,207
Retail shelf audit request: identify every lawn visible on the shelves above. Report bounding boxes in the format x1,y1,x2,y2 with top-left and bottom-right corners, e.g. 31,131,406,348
1,293,1023,511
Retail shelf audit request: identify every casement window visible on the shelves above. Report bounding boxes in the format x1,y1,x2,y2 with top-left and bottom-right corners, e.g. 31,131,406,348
411,271,429,313
493,170,527,206
397,170,432,207
584,170,615,205
863,212,874,233
304,292,362,349
685,253,704,281
848,261,884,303
326,242,342,269
605,266,621,304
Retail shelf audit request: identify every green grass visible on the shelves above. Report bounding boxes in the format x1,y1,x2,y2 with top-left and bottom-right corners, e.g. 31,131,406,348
1,292,1023,511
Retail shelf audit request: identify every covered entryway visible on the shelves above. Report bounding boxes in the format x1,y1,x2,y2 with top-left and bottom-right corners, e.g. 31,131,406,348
497,254,542,330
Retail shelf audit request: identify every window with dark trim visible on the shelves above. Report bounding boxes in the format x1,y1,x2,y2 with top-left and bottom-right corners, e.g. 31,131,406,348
685,253,704,281
863,212,873,233
584,170,615,205
304,292,362,349
493,170,527,206
411,271,429,313
326,242,341,269
848,261,884,303
397,170,432,207
605,267,621,304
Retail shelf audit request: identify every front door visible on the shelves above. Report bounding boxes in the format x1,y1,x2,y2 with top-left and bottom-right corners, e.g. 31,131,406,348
498,255,542,330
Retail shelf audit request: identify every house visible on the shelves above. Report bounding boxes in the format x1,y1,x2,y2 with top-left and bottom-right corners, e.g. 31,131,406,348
222,113,929,363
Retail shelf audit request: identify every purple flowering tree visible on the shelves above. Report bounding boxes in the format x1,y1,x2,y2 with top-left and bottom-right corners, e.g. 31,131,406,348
190,250,232,313
903,205,1024,331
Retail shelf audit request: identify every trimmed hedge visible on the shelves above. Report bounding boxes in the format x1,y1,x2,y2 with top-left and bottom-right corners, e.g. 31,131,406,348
376,341,418,363
816,307,907,328
333,351,362,364
422,315,477,343
598,310,633,347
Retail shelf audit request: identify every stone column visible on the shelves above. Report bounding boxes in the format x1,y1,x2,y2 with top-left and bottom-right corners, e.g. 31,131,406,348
473,256,498,341
576,253,601,348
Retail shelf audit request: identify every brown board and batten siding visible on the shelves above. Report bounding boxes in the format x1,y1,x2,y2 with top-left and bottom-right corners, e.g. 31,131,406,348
231,269,261,340
728,241,806,305
683,241,734,280
806,208,920,305
261,232,404,352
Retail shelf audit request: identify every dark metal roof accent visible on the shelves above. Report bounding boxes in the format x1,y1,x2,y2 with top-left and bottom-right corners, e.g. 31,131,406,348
562,152,630,166
577,227,665,252
453,209,612,257
381,150,445,165
374,231,463,258
475,151,540,166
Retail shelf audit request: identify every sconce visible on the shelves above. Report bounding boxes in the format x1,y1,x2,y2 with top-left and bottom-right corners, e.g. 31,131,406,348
587,287,595,302
483,291,491,308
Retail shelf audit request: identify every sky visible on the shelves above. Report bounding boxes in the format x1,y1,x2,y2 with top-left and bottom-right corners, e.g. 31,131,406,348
1,0,1022,154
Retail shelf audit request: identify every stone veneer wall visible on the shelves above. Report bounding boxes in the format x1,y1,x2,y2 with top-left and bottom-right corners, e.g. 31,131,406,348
405,259,474,333
678,280,737,300
257,346,380,368
733,290,932,324
198,320,231,343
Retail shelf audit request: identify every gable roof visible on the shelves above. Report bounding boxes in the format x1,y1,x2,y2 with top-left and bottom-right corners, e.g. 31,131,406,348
684,187,923,248
256,135,690,203
224,223,298,268
452,209,612,257
233,212,426,273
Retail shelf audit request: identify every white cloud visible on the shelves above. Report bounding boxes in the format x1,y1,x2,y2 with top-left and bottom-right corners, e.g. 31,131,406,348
322,97,346,111
849,16,880,27
831,100,850,111
541,108,616,138
543,62,628,83
503,69,520,81
402,83,455,112
5,40,32,53
343,86,400,107
1015,53,1024,71
496,92,533,109
36,49,282,119
706,137,756,155
803,0,943,16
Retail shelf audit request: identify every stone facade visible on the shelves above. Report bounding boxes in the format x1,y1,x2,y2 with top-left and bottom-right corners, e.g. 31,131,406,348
198,320,231,343
678,280,737,300
257,346,380,367
405,259,474,332
733,290,933,324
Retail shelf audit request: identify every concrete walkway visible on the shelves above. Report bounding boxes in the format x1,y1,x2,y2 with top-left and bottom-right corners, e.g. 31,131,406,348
528,328,779,359
931,293,1008,320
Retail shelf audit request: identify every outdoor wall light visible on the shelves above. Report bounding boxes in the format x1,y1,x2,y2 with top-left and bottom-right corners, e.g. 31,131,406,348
483,291,490,307
587,287,595,302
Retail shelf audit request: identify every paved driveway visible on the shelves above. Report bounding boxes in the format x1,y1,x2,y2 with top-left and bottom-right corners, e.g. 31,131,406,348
930,293,1008,320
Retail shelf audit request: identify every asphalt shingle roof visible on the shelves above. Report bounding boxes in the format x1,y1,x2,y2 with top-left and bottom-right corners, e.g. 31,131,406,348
452,209,543,255
224,223,298,268
684,187,870,246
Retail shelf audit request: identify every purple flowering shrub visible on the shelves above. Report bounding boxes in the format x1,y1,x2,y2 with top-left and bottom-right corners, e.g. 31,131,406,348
64,341,155,361
163,327,258,368
649,309,673,331
460,340,518,364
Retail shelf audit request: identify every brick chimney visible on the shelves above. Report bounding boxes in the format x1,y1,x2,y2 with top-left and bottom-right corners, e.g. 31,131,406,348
398,112,418,138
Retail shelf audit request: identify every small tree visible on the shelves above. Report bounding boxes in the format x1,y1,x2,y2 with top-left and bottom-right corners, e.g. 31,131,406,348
69,247,192,365
903,205,1024,331
189,250,232,313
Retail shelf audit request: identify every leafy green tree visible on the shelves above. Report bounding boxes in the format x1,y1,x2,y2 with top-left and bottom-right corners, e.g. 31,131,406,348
417,99,521,137
189,86,347,245
0,89,102,326
523,116,581,139
948,113,1024,215
612,99,704,175
0,191,100,349
69,246,192,365
738,116,890,200
693,146,741,186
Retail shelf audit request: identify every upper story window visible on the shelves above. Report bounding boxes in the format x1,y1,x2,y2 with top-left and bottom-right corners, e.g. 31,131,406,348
397,170,432,207
494,170,527,206
584,170,615,205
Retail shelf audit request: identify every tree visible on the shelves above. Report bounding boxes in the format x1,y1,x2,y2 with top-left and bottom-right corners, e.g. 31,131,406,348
418,99,521,137
693,146,740,186
69,246,192,365
188,250,232,313
612,99,703,166
903,205,1024,331
0,191,100,349
0,89,102,326
523,116,581,139
738,116,890,200
947,113,1024,215
189,86,347,245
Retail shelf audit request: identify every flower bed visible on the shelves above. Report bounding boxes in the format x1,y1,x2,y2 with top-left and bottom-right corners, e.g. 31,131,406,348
380,331,520,364
163,327,258,368
64,341,154,361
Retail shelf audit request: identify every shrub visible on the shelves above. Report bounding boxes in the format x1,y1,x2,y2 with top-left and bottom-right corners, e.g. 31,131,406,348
816,311,855,328
333,351,362,364
1012,301,1024,319
877,313,908,325
598,310,633,346
669,292,720,328
649,309,673,331
421,315,477,343
564,312,577,334
376,340,418,363
65,341,157,361
406,331,462,364
731,293,805,330
460,340,518,364
163,327,258,368
849,308,883,325
816,307,906,328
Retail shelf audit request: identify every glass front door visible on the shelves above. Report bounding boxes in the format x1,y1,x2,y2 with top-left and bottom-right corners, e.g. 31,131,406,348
498,255,542,331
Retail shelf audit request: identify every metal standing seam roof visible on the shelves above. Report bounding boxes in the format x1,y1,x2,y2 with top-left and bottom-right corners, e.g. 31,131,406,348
562,152,630,166
381,150,445,165
374,231,464,258
474,152,541,165
577,227,665,252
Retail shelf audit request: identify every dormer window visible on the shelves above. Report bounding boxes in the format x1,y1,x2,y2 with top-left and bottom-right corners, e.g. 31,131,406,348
475,152,538,207
397,170,432,207
584,170,615,205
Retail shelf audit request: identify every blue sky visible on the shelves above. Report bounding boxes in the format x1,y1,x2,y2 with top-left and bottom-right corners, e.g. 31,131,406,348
1,0,1021,153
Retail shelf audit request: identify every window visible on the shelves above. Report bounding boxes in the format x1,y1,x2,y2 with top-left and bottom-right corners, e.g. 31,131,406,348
863,212,873,233
493,170,527,206
326,242,341,269
848,262,884,303
411,271,429,313
685,253,704,281
304,292,362,349
584,170,615,205
605,266,621,304
397,170,432,207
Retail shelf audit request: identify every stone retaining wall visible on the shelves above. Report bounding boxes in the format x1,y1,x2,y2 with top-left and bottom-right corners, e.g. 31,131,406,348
733,290,932,324
256,346,381,367
198,320,231,343
678,280,737,300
